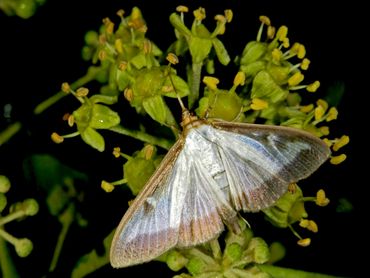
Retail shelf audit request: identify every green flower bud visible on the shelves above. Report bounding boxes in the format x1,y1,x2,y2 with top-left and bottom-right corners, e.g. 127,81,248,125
196,90,243,121
187,256,208,276
268,242,286,264
0,175,11,193
247,237,270,264
166,250,188,271
0,193,7,213
15,238,33,257
223,242,242,265
84,31,99,46
22,199,39,216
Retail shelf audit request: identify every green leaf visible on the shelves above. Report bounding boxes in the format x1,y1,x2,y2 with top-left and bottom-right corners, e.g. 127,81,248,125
80,127,105,152
212,38,230,66
142,95,167,125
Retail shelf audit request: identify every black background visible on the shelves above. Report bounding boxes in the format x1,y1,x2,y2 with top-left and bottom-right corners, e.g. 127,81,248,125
0,0,363,277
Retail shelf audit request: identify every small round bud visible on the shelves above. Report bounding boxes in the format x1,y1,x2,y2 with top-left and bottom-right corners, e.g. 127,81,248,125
0,193,7,213
15,238,33,257
22,199,39,216
166,250,188,271
0,175,11,193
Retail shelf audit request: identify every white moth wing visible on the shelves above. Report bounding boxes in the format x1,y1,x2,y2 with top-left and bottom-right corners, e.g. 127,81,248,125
207,121,331,212
110,127,236,267
110,140,184,268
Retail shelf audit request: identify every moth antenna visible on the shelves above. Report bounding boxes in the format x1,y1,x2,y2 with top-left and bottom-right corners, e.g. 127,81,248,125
166,53,187,113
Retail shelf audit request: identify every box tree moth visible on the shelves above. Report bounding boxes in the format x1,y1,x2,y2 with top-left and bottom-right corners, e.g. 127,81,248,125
110,106,330,268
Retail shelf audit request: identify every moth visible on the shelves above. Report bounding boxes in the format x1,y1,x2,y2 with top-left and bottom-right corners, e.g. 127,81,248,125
110,109,330,268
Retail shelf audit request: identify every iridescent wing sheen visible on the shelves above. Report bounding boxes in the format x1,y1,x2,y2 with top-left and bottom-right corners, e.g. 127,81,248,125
208,121,331,212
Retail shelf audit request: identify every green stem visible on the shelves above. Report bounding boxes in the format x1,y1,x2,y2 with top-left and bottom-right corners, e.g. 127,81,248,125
49,203,75,273
0,210,25,226
109,125,174,150
258,265,345,278
33,66,101,115
0,235,19,278
189,62,202,108
0,122,22,147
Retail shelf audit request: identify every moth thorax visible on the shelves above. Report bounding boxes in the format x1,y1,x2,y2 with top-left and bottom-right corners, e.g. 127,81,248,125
181,110,199,129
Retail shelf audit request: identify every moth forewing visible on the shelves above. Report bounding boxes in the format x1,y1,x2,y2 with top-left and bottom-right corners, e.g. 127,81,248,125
110,139,185,268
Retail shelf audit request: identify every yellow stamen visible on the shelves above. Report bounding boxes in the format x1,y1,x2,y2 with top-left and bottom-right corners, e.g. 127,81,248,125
101,180,115,193
115,39,123,54
118,61,128,71
288,72,304,86
116,9,125,17
297,44,306,59
330,154,347,165
214,14,226,23
124,88,133,102
113,147,121,158
203,76,219,90
259,15,271,26
297,238,311,247
98,50,107,61
333,135,350,151
251,98,268,110
301,58,310,70
166,53,179,65
272,48,283,62
143,145,155,160
143,39,152,54
326,107,338,122
194,7,206,21
276,25,288,41
267,26,276,39
319,126,329,136
76,87,89,97
282,37,290,48
323,138,333,147
306,220,318,233
288,183,297,193
307,81,320,92
316,99,328,111
314,106,325,121
300,104,314,113
67,115,74,127
102,17,114,34
51,132,64,144
233,71,245,86
176,5,189,13
316,189,330,206
299,219,309,228
290,42,300,53
224,9,233,23
61,82,71,93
